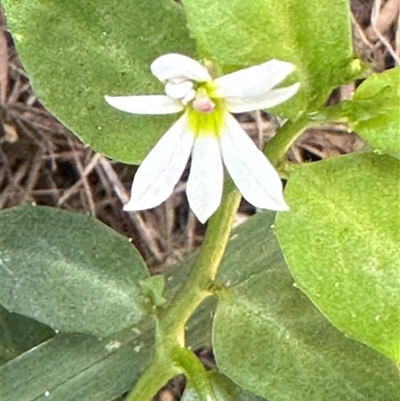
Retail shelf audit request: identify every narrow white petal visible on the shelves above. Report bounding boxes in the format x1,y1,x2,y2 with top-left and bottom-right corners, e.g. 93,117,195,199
151,53,211,83
165,80,194,99
187,136,224,223
225,83,300,113
214,59,296,98
105,95,183,115
124,114,194,211
220,113,289,211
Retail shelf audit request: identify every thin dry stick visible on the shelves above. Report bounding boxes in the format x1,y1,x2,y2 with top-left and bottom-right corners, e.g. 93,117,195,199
10,159,31,187
57,150,101,213
184,210,197,253
397,14,400,58
161,197,176,252
371,0,400,65
12,113,54,154
97,156,129,204
6,71,24,106
351,13,375,49
252,110,264,149
23,149,44,196
340,83,356,101
98,156,166,263
368,0,400,38
0,22,8,104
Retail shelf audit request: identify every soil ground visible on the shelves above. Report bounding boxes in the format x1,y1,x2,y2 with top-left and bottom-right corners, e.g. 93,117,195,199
1,0,399,400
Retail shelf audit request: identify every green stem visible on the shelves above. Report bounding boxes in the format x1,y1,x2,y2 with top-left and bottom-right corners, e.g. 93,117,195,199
172,346,217,401
124,179,241,401
159,178,241,340
123,358,177,401
263,115,309,167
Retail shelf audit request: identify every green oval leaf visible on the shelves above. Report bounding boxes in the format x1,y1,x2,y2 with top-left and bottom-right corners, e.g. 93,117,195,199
3,0,195,164
345,68,400,153
0,205,150,337
276,153,400,361
181,0,356,117
213,213,400,401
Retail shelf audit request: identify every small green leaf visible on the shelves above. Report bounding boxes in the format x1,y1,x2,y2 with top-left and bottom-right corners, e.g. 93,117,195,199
3,0,195,164
181,0,355,117
276,153,400,361
140,275,167,307
213,213,400,401
0,205,150,337
344,68,400,153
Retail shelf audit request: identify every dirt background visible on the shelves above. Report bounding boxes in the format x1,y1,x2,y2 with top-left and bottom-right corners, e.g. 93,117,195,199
0,0,399,400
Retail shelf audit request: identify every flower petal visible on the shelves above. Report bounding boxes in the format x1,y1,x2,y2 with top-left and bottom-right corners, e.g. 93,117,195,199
225,83,300,113
220,113,289,211
187,135,224,223
105,95,183,115
214,59,297,98
124,114,194,211
151,53,211,83
165,80,194,99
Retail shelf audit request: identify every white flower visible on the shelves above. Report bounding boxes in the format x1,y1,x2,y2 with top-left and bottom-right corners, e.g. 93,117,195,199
105,54,300,223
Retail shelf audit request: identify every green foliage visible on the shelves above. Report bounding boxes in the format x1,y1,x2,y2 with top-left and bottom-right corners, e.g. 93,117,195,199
0,328,154,401
181,0,357,118
181,371,266,401
276,153,400,361
0,250,208,401
139,275,167,307
0,220,224,401
2,0,399,400
0,205,150,337
213,212,399,401
2,0,195,164
0,306,54,365
3,212,397,401
344,67,400,153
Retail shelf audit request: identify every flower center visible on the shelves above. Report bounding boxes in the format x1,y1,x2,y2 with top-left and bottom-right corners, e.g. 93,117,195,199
187,84,226,139
192,95,215,113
